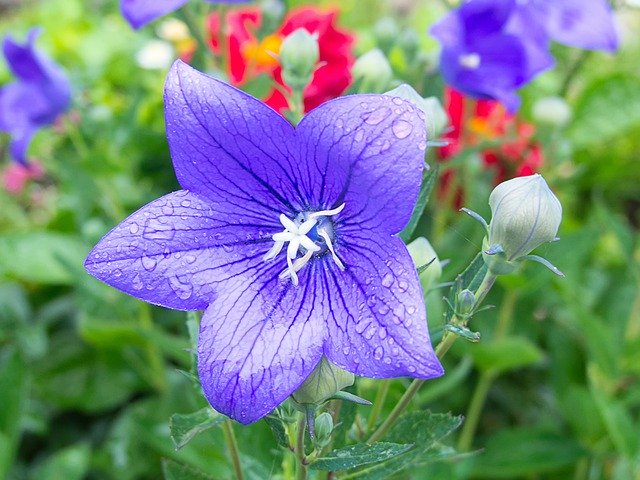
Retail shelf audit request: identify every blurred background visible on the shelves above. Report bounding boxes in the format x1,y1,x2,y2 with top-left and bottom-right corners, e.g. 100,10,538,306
1,0,640,478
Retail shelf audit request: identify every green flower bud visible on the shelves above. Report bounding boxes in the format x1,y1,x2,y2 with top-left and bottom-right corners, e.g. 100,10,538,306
407,237,442,290
352,49,393,93
532,96,572,127
456,289,476,316
373,17,400,52
314,412,334,447
292,357,354,405
279,28,319,91
385,84,448,139
485,174,562,273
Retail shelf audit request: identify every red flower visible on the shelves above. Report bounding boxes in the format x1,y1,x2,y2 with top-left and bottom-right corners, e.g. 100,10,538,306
208,6,354,113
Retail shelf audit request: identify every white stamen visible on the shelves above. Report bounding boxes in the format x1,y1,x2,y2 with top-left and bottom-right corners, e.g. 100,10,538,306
265,203,346,283
459,53,481,69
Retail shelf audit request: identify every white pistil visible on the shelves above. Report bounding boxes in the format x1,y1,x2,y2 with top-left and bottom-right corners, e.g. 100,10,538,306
266,203,346,285
459,53,481,70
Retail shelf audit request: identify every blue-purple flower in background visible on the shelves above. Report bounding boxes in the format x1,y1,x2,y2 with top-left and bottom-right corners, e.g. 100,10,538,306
431,0,619,111
0,28,70,165
85,60,444,424
121,0,249,29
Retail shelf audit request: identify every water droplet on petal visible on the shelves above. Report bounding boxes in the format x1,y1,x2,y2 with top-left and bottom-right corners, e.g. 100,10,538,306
418,140,427,151
141,254,157,272
392,119,413,139
181,199,191,207
362,107,390,125
383,357,392,364
378,327,387,339
398,280,408,292
373,347,384,360
407,365,416,373
355,321,368,334
185,254,196,264
113,269,122,277
380,140,391,153
342,346,350,355
336,118,344,128
129,223,139,234
382,273,394,287
162,204,174,215
354,129,365,142
169,275,193,300
143,218,176,241
378,304,390,315
132,273,143,290
407,305,416,314
392,97,403,106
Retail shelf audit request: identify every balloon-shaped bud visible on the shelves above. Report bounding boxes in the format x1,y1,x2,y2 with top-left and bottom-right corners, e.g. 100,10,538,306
292,357,354,405
279,28,319,91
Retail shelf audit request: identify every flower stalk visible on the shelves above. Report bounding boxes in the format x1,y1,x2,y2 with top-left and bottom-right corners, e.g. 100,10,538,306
222,419,244,480
295,413,308,480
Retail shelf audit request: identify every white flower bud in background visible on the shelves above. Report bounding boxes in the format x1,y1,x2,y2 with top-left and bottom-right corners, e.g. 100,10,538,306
156,19,190,42
135,40,175,70
292,357,354,405
486,174,562,272
279,28,319,91
385,84,448,140
407,237,442,291
352,49,393,93
532,96,572,127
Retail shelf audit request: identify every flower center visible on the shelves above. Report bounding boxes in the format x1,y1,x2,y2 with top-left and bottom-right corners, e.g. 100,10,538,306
459,53,481,70
263,203,346,286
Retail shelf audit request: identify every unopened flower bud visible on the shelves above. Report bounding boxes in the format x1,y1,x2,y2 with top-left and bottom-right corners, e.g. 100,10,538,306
373,17,400,52
532,96,572,127
279,28,319,91
292,357,354,405
385,84,448,139
352,49,393,93
407,237,442,290
135,40,174,70
314,412,334,446
457,289,475,316
485,174,562,274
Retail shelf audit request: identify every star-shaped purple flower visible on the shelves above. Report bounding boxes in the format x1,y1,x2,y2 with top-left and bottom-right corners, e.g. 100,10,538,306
85,60,443,424
430,0,552,112
121,0,249,29
0,28,71,165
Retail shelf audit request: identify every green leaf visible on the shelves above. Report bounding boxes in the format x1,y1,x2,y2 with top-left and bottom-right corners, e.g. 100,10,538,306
569,74,640,149
161,459,216,480
445,253,488,323
0,349,28,479
0,232,87,285
33,443,91,480
467,427,584,478
169,407,226,450
400,166,438,242
471,336,545,374
311,442,414,471
263,414,290,448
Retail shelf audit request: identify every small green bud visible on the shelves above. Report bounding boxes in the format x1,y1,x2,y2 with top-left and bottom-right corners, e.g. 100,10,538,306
292,357,354,405
398,28,420,60
532,96,572,127
406,237,442,290
385,84,448,139
279,28,319,91
352,49,393,93
314,412,334,447
373,17,400,52
456,289,476,316
484,174,562,274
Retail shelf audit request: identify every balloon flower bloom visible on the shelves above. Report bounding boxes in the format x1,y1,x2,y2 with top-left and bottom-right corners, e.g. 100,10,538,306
208,6,354,113
121,0,248,29
85,61,443,424
0,28,70,165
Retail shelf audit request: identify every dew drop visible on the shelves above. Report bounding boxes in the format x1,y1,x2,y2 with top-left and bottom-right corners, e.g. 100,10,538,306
336,118,344,128
373,347,384,360
113,268,122,277
366,295,377,308
355,321,368,334
222,244,234,253
398,280,408,292
392,119,413,139
364,326,376,340
380,140,391,153
378,304,390,315
407,305,416,314
141,254,157,272
354,129,365,142
129,223,139,234
185,254,196,264
169,275,193,300
378,327,387,339
383,357,392,364
143,218,176,241
381,273,394,287
132,273,144,290
392,97,403,105
418,140,427,151
162,204,174,215
181,199,191,207
407,365,416,373
362,107,390,126
342,346,350,355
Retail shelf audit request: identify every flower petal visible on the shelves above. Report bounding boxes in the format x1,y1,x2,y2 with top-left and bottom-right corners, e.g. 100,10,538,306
322,235,443,379
295,94,426,234
120,0,189,29
165,61,308,218
198,265,327,424
84,190,282,310
2,29,48,82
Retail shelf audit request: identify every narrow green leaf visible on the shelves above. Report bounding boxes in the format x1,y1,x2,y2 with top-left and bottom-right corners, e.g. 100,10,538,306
0,349,28,479
161,459,216,480
169,407,225,450
399,165,439,242
310,442,414,471
33,443,91,480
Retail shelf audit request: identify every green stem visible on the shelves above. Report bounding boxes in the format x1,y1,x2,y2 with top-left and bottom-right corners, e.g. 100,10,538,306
367,379,392,432
222,420,244,480
457,289,518,451
139,304,167,392
295,413,308,480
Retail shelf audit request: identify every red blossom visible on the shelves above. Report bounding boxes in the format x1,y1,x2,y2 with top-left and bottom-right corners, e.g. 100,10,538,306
208,6,354,113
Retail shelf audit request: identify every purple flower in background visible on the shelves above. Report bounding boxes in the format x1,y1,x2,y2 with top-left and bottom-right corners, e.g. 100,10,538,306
121,0,249,29
85,60,443,424
511,0,618,53
0,28,70,165
430,0,551,112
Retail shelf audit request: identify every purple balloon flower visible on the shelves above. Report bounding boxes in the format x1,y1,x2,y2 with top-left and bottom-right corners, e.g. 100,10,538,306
85,60,443,424
0,28,71,165
121,0,249,29
430,0,551,112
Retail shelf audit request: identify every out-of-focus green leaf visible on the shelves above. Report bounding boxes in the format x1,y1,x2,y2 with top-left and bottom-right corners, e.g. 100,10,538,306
468,427,584,478
569,74,640,149
470,336,545,374
311,442,414,471
0,232,87,285
161,459,216,480
169,407,226,450
33,443,91,480
0,349,28,479
400,165,439,242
